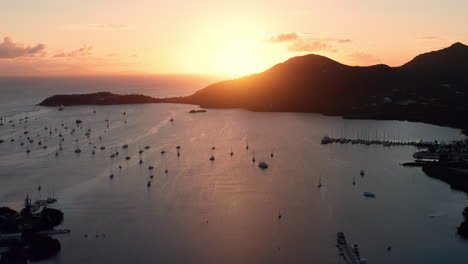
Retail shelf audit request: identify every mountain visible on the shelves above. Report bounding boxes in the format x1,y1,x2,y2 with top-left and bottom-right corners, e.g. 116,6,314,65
181,54,397,113
39,43,468,132
400,42,468,72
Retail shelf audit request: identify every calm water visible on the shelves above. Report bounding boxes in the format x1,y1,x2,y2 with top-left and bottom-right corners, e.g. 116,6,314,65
0,76,467,264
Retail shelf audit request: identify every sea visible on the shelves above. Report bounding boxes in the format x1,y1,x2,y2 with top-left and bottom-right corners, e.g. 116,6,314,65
0,75,467,264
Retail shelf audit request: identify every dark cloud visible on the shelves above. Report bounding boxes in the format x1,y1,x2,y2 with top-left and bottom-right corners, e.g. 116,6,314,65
270,33,351,52
348,52,381,65
0,37,46,59
54,46,93,58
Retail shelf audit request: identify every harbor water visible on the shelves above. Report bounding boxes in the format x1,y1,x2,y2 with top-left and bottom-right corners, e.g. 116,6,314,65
1,76,467,264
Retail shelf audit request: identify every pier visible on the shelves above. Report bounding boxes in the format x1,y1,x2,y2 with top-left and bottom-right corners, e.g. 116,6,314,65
0,229,70,241
321,136,437,147
337,232,367,264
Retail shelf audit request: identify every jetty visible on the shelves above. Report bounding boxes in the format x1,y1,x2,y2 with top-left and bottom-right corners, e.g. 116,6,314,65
336,232,367,264
321,136,438,148
0,229,71,241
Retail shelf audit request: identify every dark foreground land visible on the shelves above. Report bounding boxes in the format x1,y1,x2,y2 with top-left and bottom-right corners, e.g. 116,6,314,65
403,140,468,238
0,197,66,263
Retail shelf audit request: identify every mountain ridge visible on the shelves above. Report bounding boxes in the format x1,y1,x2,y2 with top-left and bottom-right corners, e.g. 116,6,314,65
39,42,468,132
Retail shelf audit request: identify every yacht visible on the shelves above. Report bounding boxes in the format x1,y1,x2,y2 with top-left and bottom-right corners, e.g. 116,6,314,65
258,161,269,169
321,136,332,144
363,192,376,198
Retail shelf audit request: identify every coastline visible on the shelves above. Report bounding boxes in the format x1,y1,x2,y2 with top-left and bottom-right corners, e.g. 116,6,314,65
37,91,468,136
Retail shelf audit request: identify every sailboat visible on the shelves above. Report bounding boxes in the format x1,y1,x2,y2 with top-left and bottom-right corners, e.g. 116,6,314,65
74,140,81,153
317,176,323,188
139,150,143,164
109,161,114,179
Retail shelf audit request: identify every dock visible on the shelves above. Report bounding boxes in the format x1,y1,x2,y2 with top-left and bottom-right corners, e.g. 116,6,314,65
0,229,70,241
336,232,366,264
322,136,437,148
338,243,362,264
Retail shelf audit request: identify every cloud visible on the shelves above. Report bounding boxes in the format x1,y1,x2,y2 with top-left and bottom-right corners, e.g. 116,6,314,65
287,39,332,52
0,37,46,59
269,32,351,52
348,52,381,65
53,46,93,58
270,33,299,43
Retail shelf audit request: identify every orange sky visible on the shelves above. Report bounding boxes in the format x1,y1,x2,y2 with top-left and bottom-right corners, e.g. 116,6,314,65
1,0,467,77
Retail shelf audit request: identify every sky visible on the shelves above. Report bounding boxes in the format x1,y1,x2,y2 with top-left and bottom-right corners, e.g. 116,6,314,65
1,0,467,77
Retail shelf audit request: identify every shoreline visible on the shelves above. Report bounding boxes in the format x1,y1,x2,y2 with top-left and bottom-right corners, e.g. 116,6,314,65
37,91,468,136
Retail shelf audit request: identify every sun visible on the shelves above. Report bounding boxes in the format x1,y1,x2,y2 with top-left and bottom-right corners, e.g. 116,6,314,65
214,40,265,77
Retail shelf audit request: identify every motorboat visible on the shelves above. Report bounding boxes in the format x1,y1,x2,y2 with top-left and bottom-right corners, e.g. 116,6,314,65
363,192,376,198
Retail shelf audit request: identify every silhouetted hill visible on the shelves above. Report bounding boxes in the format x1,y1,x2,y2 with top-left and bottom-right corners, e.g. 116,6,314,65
175,43,468,132
400,42,468,72
39,43,468,132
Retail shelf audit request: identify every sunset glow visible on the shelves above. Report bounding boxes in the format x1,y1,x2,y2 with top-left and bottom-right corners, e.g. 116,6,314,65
1,0,468,76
